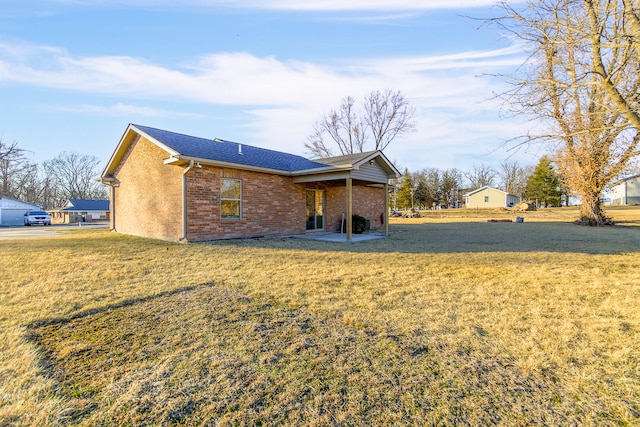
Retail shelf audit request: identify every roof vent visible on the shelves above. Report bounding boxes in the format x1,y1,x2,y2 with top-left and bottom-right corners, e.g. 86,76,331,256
238,144,243,155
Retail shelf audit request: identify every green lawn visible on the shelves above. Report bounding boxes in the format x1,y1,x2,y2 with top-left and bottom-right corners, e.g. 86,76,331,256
1,207,639,426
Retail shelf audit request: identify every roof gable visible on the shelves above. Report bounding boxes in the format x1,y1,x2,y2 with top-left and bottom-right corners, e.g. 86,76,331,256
0,196,41,209
464,186,515,197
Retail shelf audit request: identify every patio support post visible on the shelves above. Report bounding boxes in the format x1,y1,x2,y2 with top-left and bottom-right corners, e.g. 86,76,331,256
384,182,389,236
346,177,353,242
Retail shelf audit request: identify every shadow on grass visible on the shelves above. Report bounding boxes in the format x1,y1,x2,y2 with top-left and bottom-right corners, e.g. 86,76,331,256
27,282,217,329
207,221,640,255
25,283,580,426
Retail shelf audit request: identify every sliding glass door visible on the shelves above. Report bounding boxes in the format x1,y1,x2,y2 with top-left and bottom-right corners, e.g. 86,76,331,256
305,190,325,231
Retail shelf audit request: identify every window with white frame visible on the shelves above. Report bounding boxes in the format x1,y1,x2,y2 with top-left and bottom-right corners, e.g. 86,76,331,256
221,178,241,219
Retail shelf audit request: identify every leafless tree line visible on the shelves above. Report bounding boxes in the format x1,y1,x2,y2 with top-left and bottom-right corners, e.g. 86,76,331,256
0,139,107,209
393,160,542,210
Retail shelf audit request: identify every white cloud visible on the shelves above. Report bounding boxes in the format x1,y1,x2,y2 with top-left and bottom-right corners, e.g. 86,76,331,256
44,103,203,118
0,43,523,107
0,41,530,169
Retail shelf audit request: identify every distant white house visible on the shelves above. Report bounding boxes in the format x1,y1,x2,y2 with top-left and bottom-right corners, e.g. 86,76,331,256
464,186,520,209
609,175,640,205
0,196,41,226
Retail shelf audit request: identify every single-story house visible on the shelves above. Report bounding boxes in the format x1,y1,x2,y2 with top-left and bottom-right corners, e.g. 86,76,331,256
0,196,41,226
49,199,111,224
464,186,520,209
609,174,640,205
100,124,400,242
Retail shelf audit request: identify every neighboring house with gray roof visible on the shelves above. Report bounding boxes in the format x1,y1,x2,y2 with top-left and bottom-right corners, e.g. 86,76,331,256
49,199,110,224
463,186,520,209
101,124,400,242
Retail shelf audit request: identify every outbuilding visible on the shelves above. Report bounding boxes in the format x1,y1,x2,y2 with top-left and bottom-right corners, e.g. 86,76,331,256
0,196,42,226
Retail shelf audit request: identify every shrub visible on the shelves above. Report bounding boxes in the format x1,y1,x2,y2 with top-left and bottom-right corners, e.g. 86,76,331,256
339,214,367,234
352,214,366,234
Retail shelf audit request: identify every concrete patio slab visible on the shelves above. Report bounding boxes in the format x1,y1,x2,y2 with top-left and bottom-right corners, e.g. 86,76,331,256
290,232,386,242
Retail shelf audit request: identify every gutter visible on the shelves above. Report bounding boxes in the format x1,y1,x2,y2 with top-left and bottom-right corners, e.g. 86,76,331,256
165,155,343,177
180,160,195,241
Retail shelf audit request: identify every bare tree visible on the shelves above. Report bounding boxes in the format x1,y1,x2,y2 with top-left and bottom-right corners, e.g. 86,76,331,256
306,96,366,158
464,164,497,190
0,138,31,199
306,89,416,157
42,152,107,208
440,168,464,207
420,168,443,208
493,0,640,225
499,160,533,199
364,89,417,152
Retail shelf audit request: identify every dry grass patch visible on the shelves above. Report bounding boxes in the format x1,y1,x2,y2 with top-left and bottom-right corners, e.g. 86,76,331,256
1,209,639,425
409,205,640,226
27,284,563,426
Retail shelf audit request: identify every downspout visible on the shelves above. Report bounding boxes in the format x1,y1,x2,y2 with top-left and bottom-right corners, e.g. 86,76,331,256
346,176,353,242
625,180,628,205
384,183,389,236
110,183,116,232
180,160,195,241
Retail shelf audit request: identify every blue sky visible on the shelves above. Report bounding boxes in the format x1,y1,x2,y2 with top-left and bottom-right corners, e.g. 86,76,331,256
0,0,541,173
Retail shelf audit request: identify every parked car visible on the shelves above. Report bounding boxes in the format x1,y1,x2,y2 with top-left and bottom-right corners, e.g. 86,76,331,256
24,210,51,226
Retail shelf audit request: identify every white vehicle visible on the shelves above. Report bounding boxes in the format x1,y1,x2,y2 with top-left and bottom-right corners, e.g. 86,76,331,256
24,210,51,226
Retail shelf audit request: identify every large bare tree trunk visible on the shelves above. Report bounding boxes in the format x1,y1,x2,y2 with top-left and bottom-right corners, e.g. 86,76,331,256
494,0,640,225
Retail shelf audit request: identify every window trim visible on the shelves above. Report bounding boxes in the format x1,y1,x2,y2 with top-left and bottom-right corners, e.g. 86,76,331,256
220,178,242,220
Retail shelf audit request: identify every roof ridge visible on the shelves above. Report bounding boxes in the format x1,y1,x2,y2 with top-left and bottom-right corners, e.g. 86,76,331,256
133,124,328,173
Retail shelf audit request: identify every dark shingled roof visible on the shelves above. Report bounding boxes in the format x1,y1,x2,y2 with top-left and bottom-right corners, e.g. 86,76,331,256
63,199,110,211
134,125,329,173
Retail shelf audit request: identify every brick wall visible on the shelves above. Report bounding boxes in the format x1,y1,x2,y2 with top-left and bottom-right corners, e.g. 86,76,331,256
354,185,386,229
113,136,183,240
185,166,307,241
326,184,385,232
186,175,384,240
112,138,387,241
